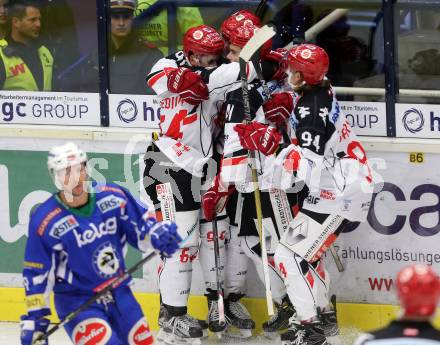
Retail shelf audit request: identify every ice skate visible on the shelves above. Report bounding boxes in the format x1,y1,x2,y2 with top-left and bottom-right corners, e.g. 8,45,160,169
197,319,209,338
281,321,327,345
158,304,207,340
224,293,255,338
263,295,297,338
206,289,227,338
318,309,338,337
157,307,203,345
318,294,339,337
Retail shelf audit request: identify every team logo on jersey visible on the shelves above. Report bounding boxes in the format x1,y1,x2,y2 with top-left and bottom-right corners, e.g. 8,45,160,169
402,108,424,133
97,195,125,214
93,242,121,278
192,30,204,40
72,318,112,345
73,217,117,248
49,215,79,238
117,98,138,123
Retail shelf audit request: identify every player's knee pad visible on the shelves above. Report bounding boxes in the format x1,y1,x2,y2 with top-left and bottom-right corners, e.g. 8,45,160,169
71,318,113,345
280,211,346,262
175,210,200,247
127,318,154,345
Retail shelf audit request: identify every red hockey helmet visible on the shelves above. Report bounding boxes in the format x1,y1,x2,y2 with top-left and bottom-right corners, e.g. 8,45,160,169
229,22,272,59
263,48,288,81
221,10,261,42
396,264,440,317
286,44,329,85
183,25,224,57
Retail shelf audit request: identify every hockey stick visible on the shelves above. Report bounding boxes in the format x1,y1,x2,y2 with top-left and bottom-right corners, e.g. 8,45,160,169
254,55,344,273
212,218,226,324
239,24,276,317
38,250,157,341
329,244,344,272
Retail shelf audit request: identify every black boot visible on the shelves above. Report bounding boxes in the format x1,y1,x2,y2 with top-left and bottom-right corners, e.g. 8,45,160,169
263,295,297,336
281,320,327,345
224,293,255,338
205,289,227,333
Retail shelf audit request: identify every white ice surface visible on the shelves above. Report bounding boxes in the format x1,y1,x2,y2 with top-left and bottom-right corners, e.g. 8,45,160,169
0,322,361,345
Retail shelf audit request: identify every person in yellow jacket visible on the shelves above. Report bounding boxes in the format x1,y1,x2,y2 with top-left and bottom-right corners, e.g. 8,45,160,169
0,0,9,47
0,1,53,91
134,0,204,55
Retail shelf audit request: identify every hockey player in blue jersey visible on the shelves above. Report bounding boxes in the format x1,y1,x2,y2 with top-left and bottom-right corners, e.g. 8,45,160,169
20,142,182,345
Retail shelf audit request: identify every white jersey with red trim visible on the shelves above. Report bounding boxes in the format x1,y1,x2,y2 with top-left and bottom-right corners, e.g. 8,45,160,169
265,86,374,221
146,51,256,176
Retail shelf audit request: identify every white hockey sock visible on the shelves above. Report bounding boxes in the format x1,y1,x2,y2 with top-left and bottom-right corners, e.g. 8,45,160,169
224,225,249,296
241,236,286,305
158,247,198,307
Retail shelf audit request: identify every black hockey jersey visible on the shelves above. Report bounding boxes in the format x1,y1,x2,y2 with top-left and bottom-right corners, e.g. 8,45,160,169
355,320,440,345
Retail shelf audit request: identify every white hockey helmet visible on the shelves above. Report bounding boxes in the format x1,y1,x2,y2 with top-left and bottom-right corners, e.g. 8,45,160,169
47,142,87,190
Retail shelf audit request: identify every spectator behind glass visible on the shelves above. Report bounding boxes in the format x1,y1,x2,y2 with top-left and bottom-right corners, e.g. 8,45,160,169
109,0,162,94
315,10,372,89
134,0,204,56
38,0,80,91
0,0,53,91
0,0,9,46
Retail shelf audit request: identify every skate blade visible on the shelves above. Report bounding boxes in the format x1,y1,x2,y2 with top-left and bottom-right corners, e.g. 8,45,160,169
156,328,202,345
224,327,252,339
281,339,329,345
263,331,280,339
202,329,208,338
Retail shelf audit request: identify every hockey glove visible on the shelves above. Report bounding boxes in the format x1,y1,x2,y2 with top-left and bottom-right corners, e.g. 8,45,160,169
263,48,288,81
167,67,209,106
202,175,235,222
149,220,182,257
234,122,282,156
20,316,49,345
263,92,294,126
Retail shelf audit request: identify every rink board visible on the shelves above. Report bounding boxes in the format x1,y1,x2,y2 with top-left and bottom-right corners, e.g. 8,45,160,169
0,128,440,332
0,287,403,332
4,286,440,333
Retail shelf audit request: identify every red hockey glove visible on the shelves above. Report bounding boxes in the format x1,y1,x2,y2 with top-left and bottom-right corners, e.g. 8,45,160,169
263,92,293,125
234,122,282,156
202,175,235,222
167,67,209,105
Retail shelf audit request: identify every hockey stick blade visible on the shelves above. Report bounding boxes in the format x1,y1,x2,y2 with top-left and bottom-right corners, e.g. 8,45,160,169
38,251,157,341
329,245,344,272
212,218,226,324
239,25,276,63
